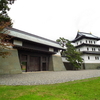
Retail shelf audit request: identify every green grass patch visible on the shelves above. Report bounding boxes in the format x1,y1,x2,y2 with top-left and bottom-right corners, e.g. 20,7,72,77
0,77,100,100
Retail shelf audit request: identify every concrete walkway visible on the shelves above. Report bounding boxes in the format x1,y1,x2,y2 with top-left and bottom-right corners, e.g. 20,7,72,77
0,70,100,85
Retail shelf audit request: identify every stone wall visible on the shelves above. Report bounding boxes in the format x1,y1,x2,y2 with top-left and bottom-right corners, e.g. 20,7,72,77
63,62,74,70
83,63,100,69
0,49,22,74
64,62,100,70
49,55,66,71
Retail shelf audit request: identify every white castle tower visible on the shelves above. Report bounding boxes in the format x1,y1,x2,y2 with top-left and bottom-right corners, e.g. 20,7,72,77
72,31,100,69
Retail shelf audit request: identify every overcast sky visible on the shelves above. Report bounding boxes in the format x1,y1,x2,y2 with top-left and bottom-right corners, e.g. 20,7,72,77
8,0,100,41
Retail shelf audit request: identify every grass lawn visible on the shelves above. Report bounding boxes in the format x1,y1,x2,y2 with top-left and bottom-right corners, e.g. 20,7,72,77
0,77,100,100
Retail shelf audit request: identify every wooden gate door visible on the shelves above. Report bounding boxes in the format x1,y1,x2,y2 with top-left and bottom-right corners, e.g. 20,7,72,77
29,56,40,71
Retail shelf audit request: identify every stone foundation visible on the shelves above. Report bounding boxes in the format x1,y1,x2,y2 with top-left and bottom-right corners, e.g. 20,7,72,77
83,63,100,69
63,62,74,70
64,62,100,70
49,55,66,71
0,49,22,74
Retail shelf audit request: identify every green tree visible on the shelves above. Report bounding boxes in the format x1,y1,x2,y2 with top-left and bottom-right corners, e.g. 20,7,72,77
0,0,15,57
56,38,83,70
56,37,68,56
65,40,83,69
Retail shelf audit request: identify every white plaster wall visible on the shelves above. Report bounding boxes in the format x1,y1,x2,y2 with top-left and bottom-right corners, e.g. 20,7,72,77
49,48,54,52
62,54,100,63
74,39,98,46
82,54,100,63
54,50,61,56
62,57,69,62
77,46,100,52
13,40,22,46
79,46,86,51
74,39,86,46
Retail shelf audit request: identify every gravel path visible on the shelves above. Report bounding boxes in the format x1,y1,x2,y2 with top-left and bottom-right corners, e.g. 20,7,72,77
0,70,100,85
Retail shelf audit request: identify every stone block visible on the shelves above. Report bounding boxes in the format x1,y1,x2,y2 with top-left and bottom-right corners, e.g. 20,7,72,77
49,55,66,71
0,49,22,74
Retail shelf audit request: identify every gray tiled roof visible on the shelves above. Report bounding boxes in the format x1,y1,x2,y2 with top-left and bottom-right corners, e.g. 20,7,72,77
72,32,100,42
78,32,99,38
7,27,63,49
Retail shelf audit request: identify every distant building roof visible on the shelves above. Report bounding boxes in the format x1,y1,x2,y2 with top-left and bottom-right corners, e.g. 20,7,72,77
6,27,64,49
72,32,100,42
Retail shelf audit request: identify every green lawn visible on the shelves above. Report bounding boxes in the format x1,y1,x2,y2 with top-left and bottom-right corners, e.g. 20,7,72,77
0,77,100,100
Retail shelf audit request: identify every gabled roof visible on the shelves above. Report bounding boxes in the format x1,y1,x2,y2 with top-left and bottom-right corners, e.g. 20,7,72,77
72,32,100,42
6,27,64,49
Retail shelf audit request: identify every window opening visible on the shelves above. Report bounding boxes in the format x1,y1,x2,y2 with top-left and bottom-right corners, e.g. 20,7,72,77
95,57,99,60
98,48,100,51
87,48,89,51
88,56,90,60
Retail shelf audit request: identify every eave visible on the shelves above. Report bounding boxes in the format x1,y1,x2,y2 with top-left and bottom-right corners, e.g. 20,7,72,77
72,36,100,43
13,45,57,54
82,51,100,55
12,37,65,50
75,43,100,48
6,27,64,50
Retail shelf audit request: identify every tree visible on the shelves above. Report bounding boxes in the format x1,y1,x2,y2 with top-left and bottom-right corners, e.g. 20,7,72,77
0,0,15,16
56,37,68,56
0,0,15,58
56,38,83,69
65,40,83,69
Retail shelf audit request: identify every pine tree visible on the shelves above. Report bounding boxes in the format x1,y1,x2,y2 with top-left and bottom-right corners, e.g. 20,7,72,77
65,40,83,69
56,37,68,56
56,38,83,69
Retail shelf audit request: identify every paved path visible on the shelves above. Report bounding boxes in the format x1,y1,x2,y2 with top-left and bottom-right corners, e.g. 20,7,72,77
0,70,100,85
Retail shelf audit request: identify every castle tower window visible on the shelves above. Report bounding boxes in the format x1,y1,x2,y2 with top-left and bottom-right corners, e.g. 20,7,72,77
94,41,95,44
88,56,90,60
98,48,100,51
87,48,89,51
86,40,87,43
92,48,95,51
95,57,99,60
